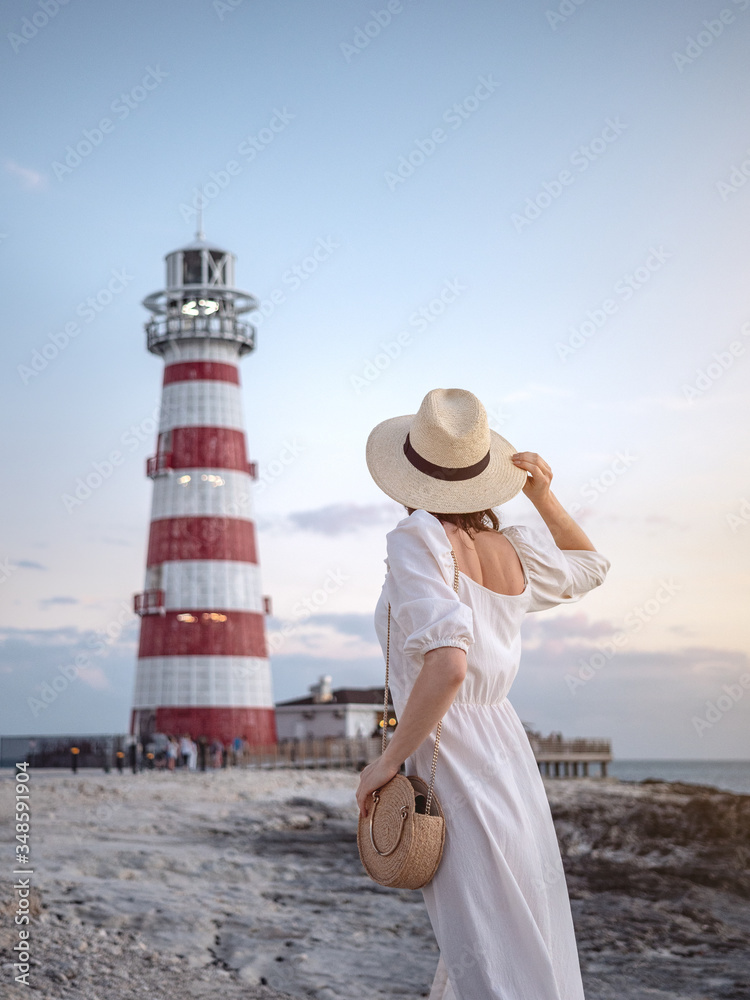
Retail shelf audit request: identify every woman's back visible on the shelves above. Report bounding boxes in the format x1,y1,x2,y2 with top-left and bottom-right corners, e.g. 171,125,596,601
378,510,610,708
441,521,526,597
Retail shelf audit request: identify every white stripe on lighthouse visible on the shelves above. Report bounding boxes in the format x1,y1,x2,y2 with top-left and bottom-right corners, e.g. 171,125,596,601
159,380,245,434
150,469,256,521
133,655,274,709
144,559,265,612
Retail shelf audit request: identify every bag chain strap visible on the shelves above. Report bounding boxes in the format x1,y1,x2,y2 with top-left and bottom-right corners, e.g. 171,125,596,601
382,549,460,817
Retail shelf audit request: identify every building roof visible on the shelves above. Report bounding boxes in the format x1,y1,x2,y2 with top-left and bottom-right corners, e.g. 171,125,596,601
172,236,228,253
276,686,387,707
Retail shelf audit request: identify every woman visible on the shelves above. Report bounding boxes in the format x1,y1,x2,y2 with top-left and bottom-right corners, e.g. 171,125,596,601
356,388,610,1000
166,735,178,772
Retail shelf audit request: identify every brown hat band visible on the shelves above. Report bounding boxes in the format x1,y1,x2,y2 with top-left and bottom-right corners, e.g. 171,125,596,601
403,433,491,482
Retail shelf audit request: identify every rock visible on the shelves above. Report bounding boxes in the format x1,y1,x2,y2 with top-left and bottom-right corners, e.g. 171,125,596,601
286,813,312,829
237,963,262,984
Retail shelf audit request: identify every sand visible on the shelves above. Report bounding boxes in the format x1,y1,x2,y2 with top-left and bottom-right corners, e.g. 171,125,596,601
0,766,748,999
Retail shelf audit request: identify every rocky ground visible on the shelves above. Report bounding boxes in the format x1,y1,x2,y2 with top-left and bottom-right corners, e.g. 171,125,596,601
0,767,748,1000
548,778,750,1000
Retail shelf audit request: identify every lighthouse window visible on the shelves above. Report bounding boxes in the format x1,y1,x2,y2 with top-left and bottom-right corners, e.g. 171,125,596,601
208,251,227,285
182,251,203,285
158,430,172,455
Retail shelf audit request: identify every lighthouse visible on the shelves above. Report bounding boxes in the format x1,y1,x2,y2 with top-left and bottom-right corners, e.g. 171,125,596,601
130,231,276,748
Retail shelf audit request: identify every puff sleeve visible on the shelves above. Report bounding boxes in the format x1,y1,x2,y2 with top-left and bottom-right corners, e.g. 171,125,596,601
503,523,610,614
384,509,474,657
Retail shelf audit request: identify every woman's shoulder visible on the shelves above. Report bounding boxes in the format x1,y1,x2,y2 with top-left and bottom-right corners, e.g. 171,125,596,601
387,508,452,549
497,522,534,552
387,508,450,543
385,510,454,573
500,521,610,585
497,523,561,576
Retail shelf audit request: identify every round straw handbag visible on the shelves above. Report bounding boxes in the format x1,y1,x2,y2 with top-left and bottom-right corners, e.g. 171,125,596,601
357,551,459,890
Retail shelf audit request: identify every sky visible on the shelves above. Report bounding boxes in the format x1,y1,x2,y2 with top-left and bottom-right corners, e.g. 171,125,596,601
1,0,749,760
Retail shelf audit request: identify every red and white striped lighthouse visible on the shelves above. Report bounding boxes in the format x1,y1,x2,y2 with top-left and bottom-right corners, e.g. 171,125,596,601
131,231,276,747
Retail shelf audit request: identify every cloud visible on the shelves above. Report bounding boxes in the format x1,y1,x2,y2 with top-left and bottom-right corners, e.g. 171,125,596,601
16,560,46,570
0,624,137,735
39,596,80,608
585,394,688,415
271,653,383,704
2,610,746,757
286,502,401,536
591,511,689,532
668,623,699,637
267,610,750,756
312,612,377,642
521,612,617,655
267,619,380,660
511,616,750,757
5,159,47,191
265,611,379,660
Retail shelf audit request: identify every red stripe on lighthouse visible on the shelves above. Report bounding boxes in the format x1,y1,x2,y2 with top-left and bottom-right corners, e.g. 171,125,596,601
163,362,240,386
151,706,277,745
138,609,268,657
170,427,249,472
146,516,257,565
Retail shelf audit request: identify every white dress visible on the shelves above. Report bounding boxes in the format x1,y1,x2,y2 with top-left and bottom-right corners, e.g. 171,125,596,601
375,509,611,1000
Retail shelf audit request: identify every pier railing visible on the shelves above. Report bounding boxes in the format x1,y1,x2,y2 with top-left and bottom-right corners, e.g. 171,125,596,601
526,734,612,777
239,737,381,771
239,734,613,777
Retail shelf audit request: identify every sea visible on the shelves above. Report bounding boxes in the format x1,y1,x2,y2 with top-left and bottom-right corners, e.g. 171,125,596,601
608,759,750,796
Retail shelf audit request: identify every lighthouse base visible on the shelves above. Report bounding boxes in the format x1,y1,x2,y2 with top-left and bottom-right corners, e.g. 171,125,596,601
130,706,276,747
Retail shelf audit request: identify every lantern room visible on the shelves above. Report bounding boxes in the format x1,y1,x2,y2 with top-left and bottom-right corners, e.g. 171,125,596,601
142,235,258,356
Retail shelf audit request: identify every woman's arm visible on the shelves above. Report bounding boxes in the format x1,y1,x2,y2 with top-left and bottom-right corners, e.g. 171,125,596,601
355,646,467,818
511,451,596,551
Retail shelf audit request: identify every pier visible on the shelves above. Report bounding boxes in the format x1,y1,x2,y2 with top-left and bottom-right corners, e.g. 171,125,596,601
1,732,613,777
527,733,612,777
241,733,613,777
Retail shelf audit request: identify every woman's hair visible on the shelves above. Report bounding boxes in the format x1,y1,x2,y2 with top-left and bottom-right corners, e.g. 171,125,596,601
405,507,501,538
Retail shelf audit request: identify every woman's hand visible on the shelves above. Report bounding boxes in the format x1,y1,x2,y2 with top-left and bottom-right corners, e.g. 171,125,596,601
356,648,465,819
512,452,597,550
355,756,400,819
511,452,553,506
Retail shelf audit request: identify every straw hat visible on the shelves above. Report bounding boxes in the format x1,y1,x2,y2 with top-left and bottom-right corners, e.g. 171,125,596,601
366,388,527,513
